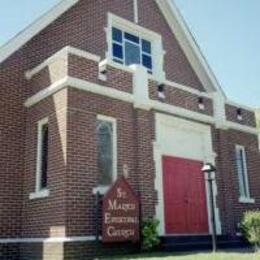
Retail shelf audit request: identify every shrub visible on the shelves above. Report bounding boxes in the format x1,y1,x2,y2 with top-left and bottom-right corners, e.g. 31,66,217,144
240,210,260,252
141,218,160,251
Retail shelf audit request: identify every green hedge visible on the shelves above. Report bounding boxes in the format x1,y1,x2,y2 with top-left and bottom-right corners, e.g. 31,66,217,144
141,218,160,251
241,210,260,251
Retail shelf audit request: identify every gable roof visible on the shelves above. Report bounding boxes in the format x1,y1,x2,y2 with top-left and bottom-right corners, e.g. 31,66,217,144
0,0,224,96
0,0,79,64
156,0,225,96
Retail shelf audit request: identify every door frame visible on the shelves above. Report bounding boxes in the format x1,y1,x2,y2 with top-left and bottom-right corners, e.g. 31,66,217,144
153,113,222,236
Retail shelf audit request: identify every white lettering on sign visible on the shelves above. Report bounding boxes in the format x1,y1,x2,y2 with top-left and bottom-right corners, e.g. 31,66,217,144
108,199,136,212
107,226,135,238
105,213,139,224
117,188,127,199
102,176,140,242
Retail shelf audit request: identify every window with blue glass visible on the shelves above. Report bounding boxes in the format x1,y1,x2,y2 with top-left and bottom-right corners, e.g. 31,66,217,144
112,27,153,72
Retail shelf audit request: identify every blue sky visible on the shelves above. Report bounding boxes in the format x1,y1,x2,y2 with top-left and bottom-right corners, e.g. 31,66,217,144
0,0,259,107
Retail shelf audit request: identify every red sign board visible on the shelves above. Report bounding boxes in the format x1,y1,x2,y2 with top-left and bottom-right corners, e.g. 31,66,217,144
102,176,140,243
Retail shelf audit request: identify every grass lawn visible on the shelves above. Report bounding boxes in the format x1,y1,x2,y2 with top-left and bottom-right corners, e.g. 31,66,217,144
107,251,260,260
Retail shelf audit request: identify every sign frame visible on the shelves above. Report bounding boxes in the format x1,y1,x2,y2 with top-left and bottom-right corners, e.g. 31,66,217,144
102,176,140,243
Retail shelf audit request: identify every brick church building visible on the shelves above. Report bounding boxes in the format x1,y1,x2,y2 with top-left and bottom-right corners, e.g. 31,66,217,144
0,0,259,259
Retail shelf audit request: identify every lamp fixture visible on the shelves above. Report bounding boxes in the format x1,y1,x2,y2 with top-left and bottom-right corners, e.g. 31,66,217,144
157,83,165,100
236,108,243,121
201,162,217,252
98,60,108,81
198,97,205,110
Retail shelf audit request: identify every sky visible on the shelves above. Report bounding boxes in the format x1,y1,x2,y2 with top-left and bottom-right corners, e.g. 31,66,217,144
0,0,259,107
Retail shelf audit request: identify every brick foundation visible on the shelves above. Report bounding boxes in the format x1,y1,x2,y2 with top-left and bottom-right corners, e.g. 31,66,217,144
0,241,139,260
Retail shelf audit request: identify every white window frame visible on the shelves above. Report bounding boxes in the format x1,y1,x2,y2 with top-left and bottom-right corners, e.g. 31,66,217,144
235,145,255,204
112,28,153,73
93,115,117,195
105,13,165,82
29,117,49,200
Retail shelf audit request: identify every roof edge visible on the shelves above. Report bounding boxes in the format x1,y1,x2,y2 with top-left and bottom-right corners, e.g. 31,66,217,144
0,0,79,64
156,0,226,97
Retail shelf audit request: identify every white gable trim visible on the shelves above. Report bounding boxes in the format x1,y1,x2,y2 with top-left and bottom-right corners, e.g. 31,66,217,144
0,0,237,101
0,0,79,64
155,0,226,97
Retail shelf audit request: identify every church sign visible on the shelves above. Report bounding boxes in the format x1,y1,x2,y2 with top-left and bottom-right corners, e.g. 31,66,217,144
102,176,140,243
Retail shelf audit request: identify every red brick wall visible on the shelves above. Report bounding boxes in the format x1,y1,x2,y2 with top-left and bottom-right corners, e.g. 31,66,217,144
225,104,256,127
29,58,67,97
22,89,68,237
65,88,156,236
149,80,213,116
29,51,209,117
68,54,133,93
19,0,204,95
213,128,260,234
0,1,259,258
0,57,26,238
138,0,204,90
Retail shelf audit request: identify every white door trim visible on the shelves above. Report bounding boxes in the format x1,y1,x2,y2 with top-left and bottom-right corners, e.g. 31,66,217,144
154,113,222,236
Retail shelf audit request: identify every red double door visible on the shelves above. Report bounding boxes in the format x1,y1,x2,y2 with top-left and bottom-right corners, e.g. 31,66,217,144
163,155,209,235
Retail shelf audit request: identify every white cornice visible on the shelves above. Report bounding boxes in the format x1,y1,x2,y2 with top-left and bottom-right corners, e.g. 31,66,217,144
24,76,211,125
151,100,214,124
0,0,79,64
25,46,100,80
24,76,258,135
101,58,212,99
24,76,134,108
226,121,259,135
24,77,69,107
25,47,68,80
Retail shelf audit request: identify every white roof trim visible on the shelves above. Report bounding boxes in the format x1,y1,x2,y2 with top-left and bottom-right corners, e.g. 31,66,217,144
0,0,251,112
156,0,226,97
0,0,79,64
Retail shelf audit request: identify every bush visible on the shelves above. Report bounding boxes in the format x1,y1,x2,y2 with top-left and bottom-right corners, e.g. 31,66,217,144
141,218,160,251
240,210,260,251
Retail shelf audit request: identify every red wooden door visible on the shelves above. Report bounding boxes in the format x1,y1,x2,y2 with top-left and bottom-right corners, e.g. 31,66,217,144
163,156,209,234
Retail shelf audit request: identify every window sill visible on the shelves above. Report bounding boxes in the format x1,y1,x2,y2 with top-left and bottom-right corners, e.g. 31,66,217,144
239,197,255,204
92,186,110,195
29,189,49,200
101,58,163,82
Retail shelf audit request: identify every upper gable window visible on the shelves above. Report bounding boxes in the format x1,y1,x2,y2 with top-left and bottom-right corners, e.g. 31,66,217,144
112,27,153,73
107,13,165,81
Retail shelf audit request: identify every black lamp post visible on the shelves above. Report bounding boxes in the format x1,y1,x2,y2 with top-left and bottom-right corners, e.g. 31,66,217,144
202,163,217,252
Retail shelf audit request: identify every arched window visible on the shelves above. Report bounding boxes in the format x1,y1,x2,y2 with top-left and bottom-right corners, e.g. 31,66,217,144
97,119,115,186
